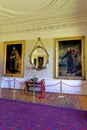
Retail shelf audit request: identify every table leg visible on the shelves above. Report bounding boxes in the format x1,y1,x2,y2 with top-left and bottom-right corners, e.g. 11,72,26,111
39,81,45,99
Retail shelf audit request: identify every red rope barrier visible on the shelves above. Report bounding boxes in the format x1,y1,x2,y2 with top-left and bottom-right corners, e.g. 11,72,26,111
62,81,87,87
1,77,87,88
45,82,60,87
2,78,14,82
15,79,25,85
1,78,24,85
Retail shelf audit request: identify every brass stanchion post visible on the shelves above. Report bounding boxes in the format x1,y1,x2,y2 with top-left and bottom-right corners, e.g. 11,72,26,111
58,80,64,98
12,76,17,99
0,77,2,98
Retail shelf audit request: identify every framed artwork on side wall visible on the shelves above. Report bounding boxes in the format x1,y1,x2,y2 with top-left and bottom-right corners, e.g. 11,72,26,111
3,40,25,77
56,36,85,79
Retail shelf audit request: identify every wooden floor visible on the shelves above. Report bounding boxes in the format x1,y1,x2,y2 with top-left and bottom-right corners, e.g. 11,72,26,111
0,88,87,111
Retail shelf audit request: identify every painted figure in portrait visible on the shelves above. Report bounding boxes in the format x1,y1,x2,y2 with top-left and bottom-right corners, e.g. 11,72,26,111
6,44,22,74
10,46,21,73
59,40,82,77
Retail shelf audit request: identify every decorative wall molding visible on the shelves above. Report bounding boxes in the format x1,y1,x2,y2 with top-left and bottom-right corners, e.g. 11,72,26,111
0,0,86,40
0,0,86,31
0,20,87,37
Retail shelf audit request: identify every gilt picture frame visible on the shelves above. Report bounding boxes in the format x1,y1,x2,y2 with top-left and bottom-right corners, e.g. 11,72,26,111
56,36,85,79
3,40,25,77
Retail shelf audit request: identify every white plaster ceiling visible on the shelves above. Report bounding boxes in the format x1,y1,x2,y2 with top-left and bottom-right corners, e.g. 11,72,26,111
0,0,87,32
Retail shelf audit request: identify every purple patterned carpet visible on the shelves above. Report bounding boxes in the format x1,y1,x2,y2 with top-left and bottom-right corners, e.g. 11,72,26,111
0,98,87,130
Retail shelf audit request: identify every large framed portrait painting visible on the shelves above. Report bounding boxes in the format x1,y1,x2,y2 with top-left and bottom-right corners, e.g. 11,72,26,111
56,36,85,79
3,40,25,77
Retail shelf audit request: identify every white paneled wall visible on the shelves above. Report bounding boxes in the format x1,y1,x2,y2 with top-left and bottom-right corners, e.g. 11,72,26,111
1,77,87,95
0,21,87,96
24,39,55,78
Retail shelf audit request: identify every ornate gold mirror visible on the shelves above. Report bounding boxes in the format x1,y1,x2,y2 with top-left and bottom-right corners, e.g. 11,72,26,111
30,38,49,70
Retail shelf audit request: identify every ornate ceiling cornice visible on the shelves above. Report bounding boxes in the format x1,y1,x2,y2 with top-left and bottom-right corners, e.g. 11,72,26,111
0,0,86,36
0,20,87,36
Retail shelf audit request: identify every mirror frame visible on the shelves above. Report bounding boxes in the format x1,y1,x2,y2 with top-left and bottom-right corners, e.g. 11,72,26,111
30,45,49,70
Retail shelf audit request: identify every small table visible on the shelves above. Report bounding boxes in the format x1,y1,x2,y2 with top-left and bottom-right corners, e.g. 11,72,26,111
25,79,45,99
